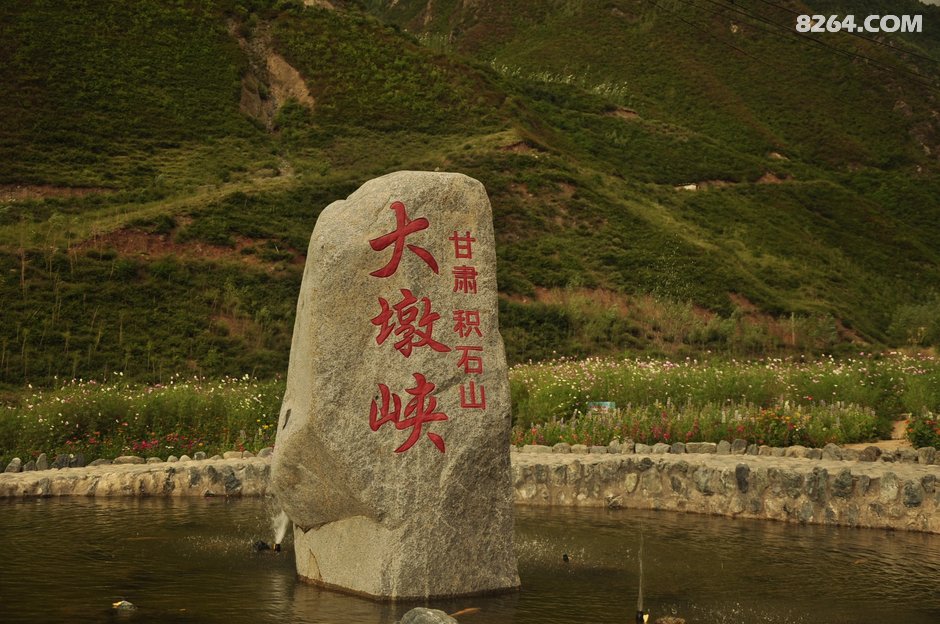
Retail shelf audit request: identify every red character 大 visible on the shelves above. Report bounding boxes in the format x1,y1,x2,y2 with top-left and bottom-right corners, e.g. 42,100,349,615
369,201,439,278
371,289,451,357
449,230,476,259
369,373,448,453
453,309,483,338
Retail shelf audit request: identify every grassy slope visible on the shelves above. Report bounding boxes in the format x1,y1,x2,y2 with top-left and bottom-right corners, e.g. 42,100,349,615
1,0,940,389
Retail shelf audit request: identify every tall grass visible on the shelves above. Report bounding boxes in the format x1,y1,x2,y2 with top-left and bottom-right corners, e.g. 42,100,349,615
510,353,940,443
0,375,283,465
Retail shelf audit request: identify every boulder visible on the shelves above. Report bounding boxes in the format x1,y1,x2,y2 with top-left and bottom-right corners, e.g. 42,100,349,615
635,443,652,454
730,438,747,454
113,456,146,465
88,458,112,467
271,172,519,599
36,453,48,471
521,444,551,454
670,442,686,454
651,443,670,454
4,458,22,473
589,445,609,454
194,451,207,461
23,460,36,471
686,442,716,454
258,447,274,458
917,447,936,465
716,440,732,455
146,457,162,464
822,443,843,461
223,451,244,460
571,444,589,454
858,446,882,462
552,442,571,454
399,608,458,624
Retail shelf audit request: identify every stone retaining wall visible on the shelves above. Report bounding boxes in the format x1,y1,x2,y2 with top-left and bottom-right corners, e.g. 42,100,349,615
2,453,938,534
0,458,270,498
511,453,940,533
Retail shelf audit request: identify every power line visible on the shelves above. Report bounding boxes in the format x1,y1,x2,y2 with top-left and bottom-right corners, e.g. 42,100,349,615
751,0,940,67
694,0,939,90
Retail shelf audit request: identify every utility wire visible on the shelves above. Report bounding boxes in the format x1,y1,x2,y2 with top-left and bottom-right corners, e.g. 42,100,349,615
751,0,940,67
696,0,938,88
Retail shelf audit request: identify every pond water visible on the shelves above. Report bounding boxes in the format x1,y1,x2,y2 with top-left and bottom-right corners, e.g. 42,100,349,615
2,498,939,623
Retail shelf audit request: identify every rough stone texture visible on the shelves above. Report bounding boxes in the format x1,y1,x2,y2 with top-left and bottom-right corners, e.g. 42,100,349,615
859,446,882,462
650,443,670,454
3,454,939,535
4,458,22,473
805,448,823,460
36,453,48,471
786,445,807,458
607,440,622,454
146,457,162,464
522,445,551,454
113,456,145,465
179,455,192,462
731,439,748,455
842,449,860,461
589,445,609,454
271,172,518,600
758,445,773,456
552,443,571,454
716,440,731,455
571,444,589,454
399,608,458,624
670,442,686,454
23,460,36,472
51,454,70,469
88,459,112,467
512,453,940,534
209,454,222,460
746,443,758,456
167,456,179,463
258,447,274,458
194,452,207,461
0,457,270,498
686,442,716,454
918,447,937,465
635,444,652,454
619,439,636,454
822,443,843,461
223,451,244,460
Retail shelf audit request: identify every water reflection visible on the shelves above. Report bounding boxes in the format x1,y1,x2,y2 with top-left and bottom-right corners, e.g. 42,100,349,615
2,499,938,623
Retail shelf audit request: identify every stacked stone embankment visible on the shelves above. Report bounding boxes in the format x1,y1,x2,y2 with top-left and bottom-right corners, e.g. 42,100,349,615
2,440,938,534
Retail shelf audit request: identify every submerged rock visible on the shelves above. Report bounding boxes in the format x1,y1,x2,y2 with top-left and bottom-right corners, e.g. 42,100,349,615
399,608,458,624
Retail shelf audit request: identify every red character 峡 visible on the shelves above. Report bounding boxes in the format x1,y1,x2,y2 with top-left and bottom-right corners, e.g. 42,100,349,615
369,373,448,453
369,201,439,278
371,289,451,357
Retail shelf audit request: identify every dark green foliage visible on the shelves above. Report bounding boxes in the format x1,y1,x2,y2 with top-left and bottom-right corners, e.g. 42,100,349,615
1,0,940,386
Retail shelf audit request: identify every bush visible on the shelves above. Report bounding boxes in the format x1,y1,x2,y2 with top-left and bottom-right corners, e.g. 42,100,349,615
907,411,940,449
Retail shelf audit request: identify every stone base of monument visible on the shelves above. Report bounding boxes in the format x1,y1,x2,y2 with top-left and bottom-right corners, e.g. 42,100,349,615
292,518,520,600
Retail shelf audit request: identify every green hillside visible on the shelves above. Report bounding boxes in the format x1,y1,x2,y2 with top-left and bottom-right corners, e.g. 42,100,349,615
1,0,940,388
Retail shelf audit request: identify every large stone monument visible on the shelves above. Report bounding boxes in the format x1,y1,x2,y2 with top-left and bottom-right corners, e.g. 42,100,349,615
271,171,520,600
